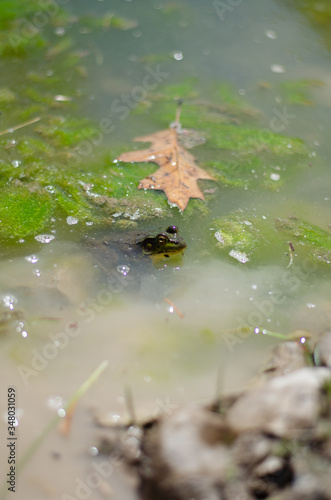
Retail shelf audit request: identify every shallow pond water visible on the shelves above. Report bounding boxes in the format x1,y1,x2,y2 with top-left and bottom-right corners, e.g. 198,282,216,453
0,1,331,499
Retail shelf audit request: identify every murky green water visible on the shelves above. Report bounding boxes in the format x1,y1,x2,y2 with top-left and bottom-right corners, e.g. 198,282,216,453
0,1,331,498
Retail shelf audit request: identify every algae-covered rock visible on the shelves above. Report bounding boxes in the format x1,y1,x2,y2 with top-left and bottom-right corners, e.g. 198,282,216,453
275,216,331,263
212,212,331,266
213,216,260,255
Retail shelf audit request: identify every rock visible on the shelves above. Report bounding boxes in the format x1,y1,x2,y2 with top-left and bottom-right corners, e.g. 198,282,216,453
260,341,307,379
139,405,235,500
232,431,272,468
314,331,331,368
226,367,331,438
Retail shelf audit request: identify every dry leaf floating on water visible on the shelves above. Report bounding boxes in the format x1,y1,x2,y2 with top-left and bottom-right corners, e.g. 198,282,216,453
116,122,215,212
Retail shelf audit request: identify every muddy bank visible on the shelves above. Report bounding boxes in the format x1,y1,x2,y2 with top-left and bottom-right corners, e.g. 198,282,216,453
95,334,331,500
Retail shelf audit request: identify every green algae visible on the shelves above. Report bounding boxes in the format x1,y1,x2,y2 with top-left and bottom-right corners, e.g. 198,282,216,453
0,184,54,238
275,217,331,263
0,88,16,105
211,211,331,266
283,1,331,50
211,212,268,263
79,12,138,31
0,0,320,241
278,79,323,106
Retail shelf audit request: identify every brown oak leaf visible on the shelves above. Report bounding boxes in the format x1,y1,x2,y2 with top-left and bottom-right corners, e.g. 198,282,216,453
116,127,215,211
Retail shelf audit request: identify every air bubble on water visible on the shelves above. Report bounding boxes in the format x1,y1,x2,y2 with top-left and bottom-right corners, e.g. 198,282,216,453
25,255,39,264
18,238,25,243
214,231,224,244
12,160,21,168
1,295,17,310
47,396,64,410
88,446,99,457
66,216,78,225
270,64,285,73
57,408,66,418
117,265,130,276
270,173,280,181
45,185,56,193
55,27,66,36
86,221,94,226
173,50,183,61
229,249,249,263
33,269,41,277
265,29,277,39
54,95,72,102
35,234,55,244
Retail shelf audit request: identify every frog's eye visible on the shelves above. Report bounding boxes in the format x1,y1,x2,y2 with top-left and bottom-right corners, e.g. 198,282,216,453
144,242,153,252
166,225,178,234
157,235,167,246
141,238,155,254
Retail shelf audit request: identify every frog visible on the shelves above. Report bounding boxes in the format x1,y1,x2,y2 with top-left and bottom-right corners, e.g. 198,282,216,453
84,225,186,260
82,225,186,292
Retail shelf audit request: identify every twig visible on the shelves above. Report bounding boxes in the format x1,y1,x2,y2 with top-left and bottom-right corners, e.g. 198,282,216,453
0,116,41,137
286,241,295,268
170,99,183,131
164,297,184,318
124,385,136,426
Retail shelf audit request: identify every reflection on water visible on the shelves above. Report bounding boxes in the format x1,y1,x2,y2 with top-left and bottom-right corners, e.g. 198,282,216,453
1,0,331,498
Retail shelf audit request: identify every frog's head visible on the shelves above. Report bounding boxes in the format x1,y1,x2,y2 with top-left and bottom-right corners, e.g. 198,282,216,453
137,226,186,256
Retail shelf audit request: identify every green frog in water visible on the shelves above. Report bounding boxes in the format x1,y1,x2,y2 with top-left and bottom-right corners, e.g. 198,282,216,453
84,225,186,260
83,225,186,292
